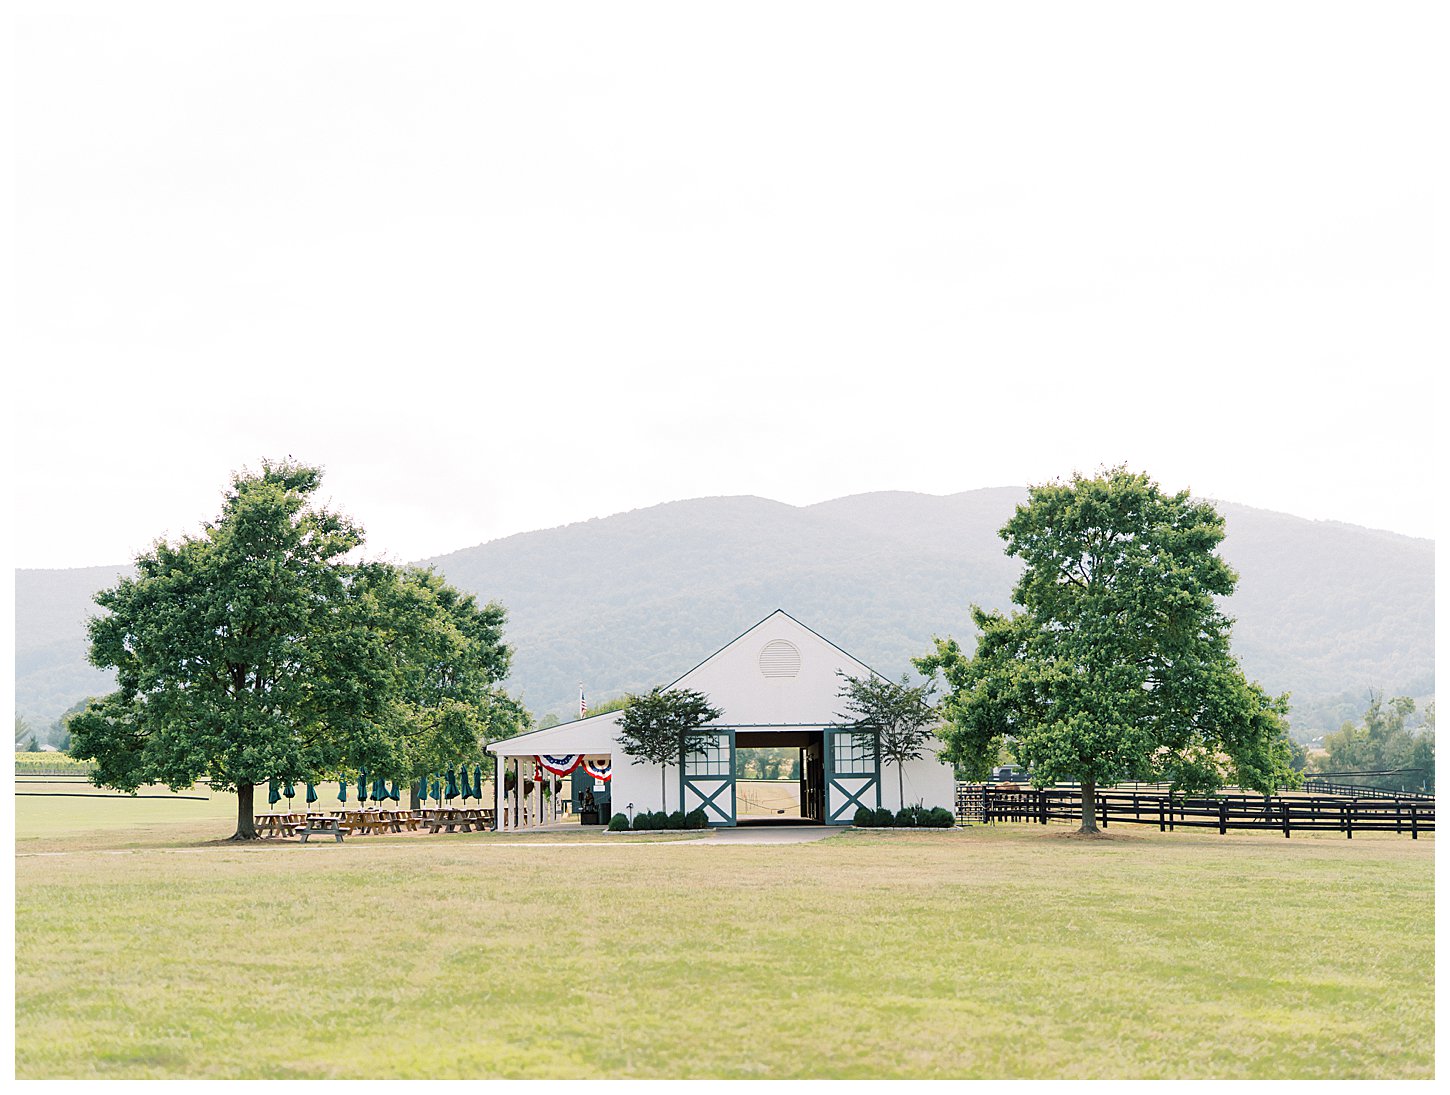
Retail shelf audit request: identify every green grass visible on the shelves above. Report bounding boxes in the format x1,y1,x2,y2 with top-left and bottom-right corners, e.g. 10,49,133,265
14,787,1435,1079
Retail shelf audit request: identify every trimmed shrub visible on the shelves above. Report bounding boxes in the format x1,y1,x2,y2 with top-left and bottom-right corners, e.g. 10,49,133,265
927,806,955,828
607,813,630,832
685,807,709,830
632,812,652,831
648,811,669,830
896,805,926,827
666,810,686,830
853,806,875,827
873,807,895,828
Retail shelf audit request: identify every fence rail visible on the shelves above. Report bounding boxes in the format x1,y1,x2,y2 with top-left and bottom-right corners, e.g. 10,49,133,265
1298,778,1434,801
956,784,1434,839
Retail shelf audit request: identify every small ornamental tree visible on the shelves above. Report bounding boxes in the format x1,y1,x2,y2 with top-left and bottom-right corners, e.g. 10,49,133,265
915,466,1297,834
616,688,722,813
835,671,940,809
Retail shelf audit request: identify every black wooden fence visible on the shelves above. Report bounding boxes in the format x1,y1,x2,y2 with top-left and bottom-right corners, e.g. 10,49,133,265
956,784,1434,839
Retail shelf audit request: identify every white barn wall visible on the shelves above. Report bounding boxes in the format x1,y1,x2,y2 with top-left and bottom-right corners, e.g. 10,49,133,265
489,610,958,824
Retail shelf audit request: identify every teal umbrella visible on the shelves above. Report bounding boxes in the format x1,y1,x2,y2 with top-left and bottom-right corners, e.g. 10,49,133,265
357,771,367,802
268,778,281,807
283,781,295,811
472,766,483,800
371,776,387,803
305,782,318,810
431,775,441,805
388,780,400,803
444,768,459,802
414,778,426,803
460,771,473,802
338,779,348,803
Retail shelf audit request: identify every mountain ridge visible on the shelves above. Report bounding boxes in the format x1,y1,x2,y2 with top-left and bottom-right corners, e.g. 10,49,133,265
15,488,1434,740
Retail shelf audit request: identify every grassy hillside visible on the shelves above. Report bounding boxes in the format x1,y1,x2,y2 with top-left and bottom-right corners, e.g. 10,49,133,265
14,489,1434,737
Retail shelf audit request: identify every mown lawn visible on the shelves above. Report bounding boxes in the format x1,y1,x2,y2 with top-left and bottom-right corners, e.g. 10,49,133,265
14,787,1434,1079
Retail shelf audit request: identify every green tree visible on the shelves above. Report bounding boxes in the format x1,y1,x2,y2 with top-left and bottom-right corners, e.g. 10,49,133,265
835,671,940,807
69,460,520,839
915,467,1296,833
1312,692,1434,792
366,565,526,808
15,715,33,749
616,688,722,813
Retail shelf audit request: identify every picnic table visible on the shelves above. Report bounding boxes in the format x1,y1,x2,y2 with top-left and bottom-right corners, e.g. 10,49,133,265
254,812,307,838
422,806,494,833
298,815,348,843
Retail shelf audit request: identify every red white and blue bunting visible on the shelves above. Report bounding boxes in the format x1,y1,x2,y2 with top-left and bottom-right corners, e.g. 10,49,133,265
537,754,583,776
581,757,612,782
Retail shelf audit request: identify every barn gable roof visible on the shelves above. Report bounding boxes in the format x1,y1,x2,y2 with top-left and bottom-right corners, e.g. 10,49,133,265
487,609,886,756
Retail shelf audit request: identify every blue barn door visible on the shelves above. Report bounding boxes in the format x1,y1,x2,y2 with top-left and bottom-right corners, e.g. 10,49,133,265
824,727,880,823
679,729,736,826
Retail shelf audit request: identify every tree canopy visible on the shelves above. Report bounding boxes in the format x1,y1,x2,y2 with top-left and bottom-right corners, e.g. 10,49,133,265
68,460,522,838
915,466,1297,832
1310,693,1434,793
616,687,722,813
835,671,939,808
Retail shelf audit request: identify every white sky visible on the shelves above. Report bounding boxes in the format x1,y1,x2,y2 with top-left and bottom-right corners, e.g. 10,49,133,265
9,1,1443,569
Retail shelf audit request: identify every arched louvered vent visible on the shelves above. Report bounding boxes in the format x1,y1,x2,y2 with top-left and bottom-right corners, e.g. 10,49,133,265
758,639,802,678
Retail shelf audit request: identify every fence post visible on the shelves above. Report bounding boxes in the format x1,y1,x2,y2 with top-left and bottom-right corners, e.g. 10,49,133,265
1158,799,1165,832
1410,803,1418,840
1218,799,1227,835
1344,803,1353,840
1282,800,1290,839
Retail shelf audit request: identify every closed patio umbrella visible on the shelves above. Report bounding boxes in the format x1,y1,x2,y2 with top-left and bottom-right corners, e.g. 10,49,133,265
283,781,295,811
268,778,281,807
444,767,459,803
388,780,400,803
338,779,348,803
305,782,318,811
472,766,483,800
358,771,368,803
371,776,387,803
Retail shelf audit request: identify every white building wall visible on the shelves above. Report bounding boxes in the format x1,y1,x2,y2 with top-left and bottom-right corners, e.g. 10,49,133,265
487,610,958,825
877,740,956,813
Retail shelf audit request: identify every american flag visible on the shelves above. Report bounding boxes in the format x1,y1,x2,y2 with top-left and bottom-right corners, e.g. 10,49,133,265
579,682,586,718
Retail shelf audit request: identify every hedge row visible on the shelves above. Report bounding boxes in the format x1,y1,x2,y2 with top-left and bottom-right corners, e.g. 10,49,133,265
607,808,710,831
853,805,956,829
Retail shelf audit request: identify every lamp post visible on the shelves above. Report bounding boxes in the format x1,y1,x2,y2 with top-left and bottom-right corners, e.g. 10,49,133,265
627,802,634,824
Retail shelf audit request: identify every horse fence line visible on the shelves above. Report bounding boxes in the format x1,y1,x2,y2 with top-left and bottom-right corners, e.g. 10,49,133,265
955,783,1434,838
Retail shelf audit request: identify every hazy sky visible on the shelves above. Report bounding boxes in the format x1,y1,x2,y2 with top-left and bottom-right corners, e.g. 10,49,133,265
11,1,1441,570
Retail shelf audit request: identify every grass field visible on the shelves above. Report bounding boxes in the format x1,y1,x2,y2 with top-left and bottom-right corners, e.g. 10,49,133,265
14,781,1435,1079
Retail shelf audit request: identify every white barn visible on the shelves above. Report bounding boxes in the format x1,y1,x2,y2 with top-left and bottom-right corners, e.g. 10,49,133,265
488,609,955,829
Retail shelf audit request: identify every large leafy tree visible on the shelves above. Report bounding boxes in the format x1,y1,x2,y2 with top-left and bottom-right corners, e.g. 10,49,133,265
835,671,939,807
616,688,722,813
69,460,519,838
915,466,1296,833
369,565,528,806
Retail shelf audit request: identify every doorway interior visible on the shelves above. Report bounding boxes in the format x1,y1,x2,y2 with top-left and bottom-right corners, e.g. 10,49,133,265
733,729,824,826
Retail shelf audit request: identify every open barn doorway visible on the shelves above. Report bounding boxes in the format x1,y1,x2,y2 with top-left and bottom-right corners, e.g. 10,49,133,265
733,729,824,825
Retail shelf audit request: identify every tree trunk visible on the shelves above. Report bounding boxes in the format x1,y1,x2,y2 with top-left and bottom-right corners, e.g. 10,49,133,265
232,782,260,840
1079,776,1099,834
408,781,420,811
661,763,668,815
897,760,905,813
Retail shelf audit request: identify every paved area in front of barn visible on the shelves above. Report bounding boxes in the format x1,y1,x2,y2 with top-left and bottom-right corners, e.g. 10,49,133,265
696,825,836,845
